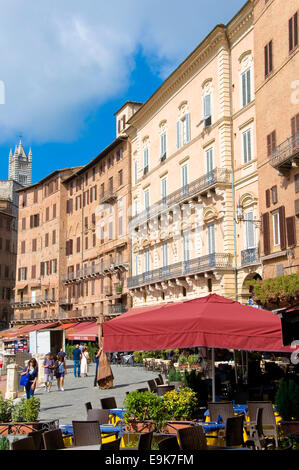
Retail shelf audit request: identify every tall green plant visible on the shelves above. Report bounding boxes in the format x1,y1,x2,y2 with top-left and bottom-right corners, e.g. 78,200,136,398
275,378,299,421
0,394,14,422
248,274,299,306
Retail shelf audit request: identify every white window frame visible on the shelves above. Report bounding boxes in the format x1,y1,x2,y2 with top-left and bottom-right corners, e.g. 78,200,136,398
203,93,212,127
160,132,167,159
241,68,252,108
207,223,216,254
144,189,150,210
161,177,167,201
245,211,256,249
272,211,280,247
242,128,252,164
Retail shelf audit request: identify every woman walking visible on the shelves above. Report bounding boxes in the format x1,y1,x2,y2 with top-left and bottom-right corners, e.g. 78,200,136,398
21,358,38,400
55,356,66,391
81,347,89,377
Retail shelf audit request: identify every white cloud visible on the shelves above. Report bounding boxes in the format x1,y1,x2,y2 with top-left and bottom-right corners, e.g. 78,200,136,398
0,0,245,144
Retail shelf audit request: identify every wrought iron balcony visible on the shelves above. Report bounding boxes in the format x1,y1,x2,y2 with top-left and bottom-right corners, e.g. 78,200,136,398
11,296,56,307
130,167,230,227
99,189,117,204
241,247,260,266
127,252,233,289
269,131,299,172
108,305,127,315
62,258,128,283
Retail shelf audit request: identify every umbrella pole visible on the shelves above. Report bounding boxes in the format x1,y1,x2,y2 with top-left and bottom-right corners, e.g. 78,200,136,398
233,350,238,386
212,348,216,402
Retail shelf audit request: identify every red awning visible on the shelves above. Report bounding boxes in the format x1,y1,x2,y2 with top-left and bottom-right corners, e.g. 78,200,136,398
1,322,58,340
102,294,292,353
54,323,79,330
66,322,98,341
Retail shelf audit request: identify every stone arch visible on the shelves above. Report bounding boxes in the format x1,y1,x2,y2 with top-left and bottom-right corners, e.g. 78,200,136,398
241,272,262,303
239,192,257,210
203,206,218,223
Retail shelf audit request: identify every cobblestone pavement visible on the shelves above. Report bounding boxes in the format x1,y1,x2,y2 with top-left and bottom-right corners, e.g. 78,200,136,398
35,361,158,425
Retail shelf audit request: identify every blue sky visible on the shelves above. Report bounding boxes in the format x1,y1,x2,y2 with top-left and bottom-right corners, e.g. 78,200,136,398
0,0,246,183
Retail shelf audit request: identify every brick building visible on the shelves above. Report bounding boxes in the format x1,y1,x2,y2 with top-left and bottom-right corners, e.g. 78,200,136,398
12,168,80,322
12,136,132,322
0,180,22,328
254,0,299,279
62,137,131,318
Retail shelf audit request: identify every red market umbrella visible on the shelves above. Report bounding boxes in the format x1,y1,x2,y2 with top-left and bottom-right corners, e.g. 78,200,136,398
102,294,291,353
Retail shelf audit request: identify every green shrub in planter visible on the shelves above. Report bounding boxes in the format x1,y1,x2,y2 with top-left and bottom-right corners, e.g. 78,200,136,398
11,397,40,423
133,351,143,364
0,436,10,450
178,354,187,365
275,378,299,421
0,394,14,422
124,391,168,432
187,354,198,366
163,386,198,421
168,368,176,382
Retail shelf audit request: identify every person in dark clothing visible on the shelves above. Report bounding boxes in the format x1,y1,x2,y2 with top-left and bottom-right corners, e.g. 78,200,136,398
72,344,82,377
21,358,38,399
94,348,101,388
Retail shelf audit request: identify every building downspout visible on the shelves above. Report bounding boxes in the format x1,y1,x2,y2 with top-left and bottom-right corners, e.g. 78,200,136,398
226,32,238,302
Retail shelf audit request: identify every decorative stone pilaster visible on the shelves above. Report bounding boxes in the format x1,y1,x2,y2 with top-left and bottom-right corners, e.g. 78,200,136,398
5,363,19,399
33,354,46,387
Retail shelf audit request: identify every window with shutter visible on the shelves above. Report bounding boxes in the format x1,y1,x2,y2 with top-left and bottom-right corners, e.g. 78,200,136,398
262,213,270,255
264,40,273,77
289,12,298,52
267,130,276,157
295,174,299,193
278,206,286,250
271,186,278,204
286,216,296,247
77,237,80,253
266,189,271,208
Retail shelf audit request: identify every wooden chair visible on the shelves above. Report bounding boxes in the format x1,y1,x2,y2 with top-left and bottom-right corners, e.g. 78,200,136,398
42,429,65,450
156,384,175,396
158,373,164,384
208,401,234,423
137,431,154,450
28,430,44,450
155,376,162,385
11,436,35,451
72,421,101,447
100,397,117,410
177,425,208,450
100,437,122,451
87,408,111,424
85,402,92,413
147,379,157,393
247,401,278,447
158,436,180,451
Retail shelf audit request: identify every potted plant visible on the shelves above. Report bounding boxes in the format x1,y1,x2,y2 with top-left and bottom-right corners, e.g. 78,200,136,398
0,436,10,450
275,378,299,435
187,354,198,369
116,284,123,295
178,354,188,369
167,369,184,388
0,395,41,435
124,391,168,433
163,386,198,432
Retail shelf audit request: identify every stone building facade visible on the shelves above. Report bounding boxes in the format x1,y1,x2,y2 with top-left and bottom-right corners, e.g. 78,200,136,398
254,0,299,280
125,0,262,308
0,180,22,328
12,137,132,322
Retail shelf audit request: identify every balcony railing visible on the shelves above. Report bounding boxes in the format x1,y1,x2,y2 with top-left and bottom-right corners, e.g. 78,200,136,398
130,168,230,227
127,253,233,289
62,258,129,283
270,131,299,171
107,305,127,315
11,296,56,307
99,189,117,204
241,247,260,266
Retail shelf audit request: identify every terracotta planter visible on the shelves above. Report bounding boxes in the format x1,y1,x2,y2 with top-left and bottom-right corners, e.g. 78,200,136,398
189,364,198,369
280,421,299,436
125,420,155,433
0,422,39,435
179,365,188,369
164,421,195,434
